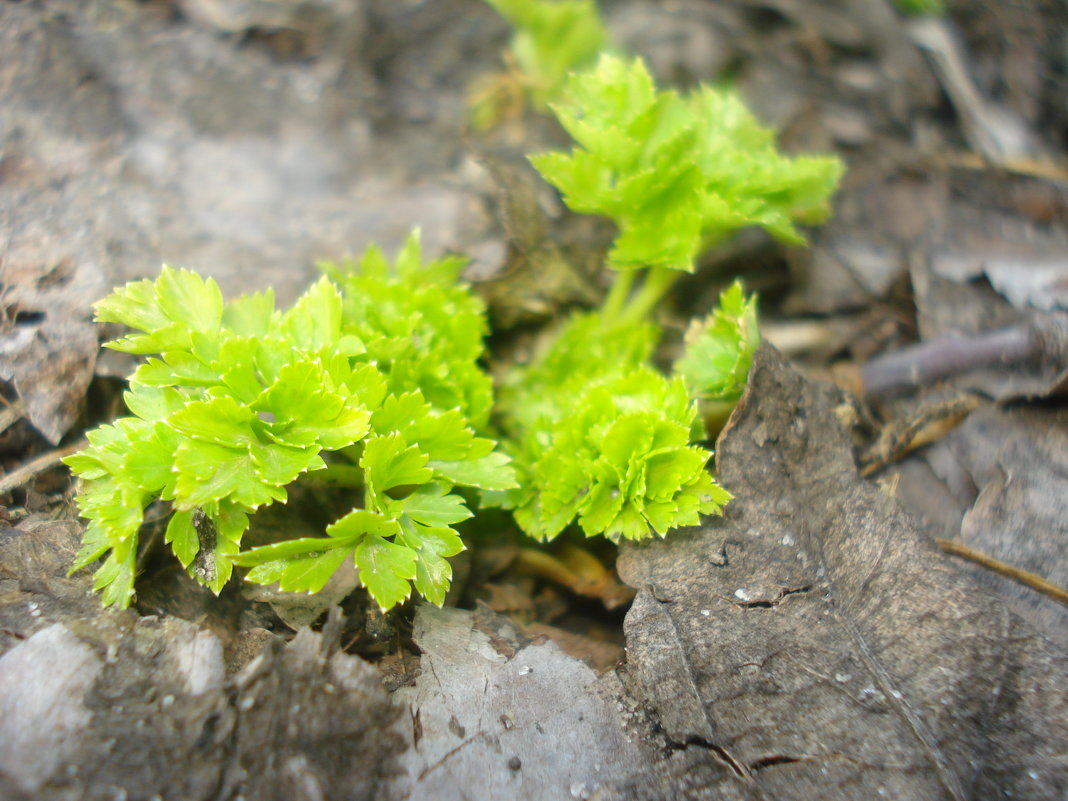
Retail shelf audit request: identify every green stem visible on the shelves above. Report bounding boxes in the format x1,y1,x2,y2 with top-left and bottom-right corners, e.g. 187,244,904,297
601,269,636,322
617,267,680,326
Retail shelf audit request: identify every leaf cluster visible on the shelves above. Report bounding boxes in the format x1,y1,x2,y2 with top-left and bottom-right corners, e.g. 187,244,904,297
495,312,731,543
675,281,761,404
64,232,515,610
530,54,844,272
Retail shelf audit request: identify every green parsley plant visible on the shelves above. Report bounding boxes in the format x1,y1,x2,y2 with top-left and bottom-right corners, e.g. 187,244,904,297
490,54,840,543
64,232,515,610
68,11,843,610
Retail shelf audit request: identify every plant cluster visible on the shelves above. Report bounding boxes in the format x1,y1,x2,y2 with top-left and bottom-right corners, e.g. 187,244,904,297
530,54,842,273
490,52,839,543
65,234,515,609
66,0,842,611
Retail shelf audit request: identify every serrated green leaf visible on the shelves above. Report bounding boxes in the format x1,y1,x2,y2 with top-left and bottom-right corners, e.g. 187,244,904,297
337,362,388,411
394,228,425,280
171,440,286,510
94,278,169,334
63,451,109,481
604,503,650,543
361,433,433,500
282,277,343,351
106,324,193,356
258,361,371,450
578,479,624,537
397,484,472,527
156,266,224,333
124,385,185,422
222,289,275,336
235,536,354,565
397,522,464,607
170,396,258,447
356,243,390,280
64,424,127,480
245,547,353,594
429,449,517,491
165,510,200,567
252,442,325,486
355,535,417,610
122,422,179,494
326,507,402,543
133,351,219,387
216,336,264,403
675,281,760,402
72,479,144,544
69,523,110,574
371,393,478,461
370,391,430,438
529,54,842,273
95,543,137,608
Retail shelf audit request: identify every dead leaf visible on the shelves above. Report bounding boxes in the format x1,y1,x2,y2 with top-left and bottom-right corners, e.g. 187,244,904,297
618,344,1068,800
907,404,1068,651
909,18,1047,164
0,262,102,444
388,605,657,801
859,392,981,475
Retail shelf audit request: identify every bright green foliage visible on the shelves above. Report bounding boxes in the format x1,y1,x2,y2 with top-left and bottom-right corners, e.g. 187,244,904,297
69,4,845,609
65,231,515,610
497,311,659,431
675,281,760,404
320,237,494,428
529,54,844,272
484,0,609,108
495,313,731,543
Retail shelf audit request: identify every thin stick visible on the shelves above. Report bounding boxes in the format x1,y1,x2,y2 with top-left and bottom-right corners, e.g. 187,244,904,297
936,537,1068,608
0,439,86,495
860,325,1037,395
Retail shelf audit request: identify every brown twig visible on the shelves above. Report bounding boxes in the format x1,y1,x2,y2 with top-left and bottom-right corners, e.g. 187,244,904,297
936,538,1068,608
860,324,1038,395
0,439,86,495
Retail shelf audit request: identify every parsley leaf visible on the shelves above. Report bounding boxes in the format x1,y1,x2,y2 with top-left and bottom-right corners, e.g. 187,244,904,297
530,54,843,272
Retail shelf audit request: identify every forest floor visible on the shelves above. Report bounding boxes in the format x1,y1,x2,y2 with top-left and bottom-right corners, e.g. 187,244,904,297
2,1,1068,799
